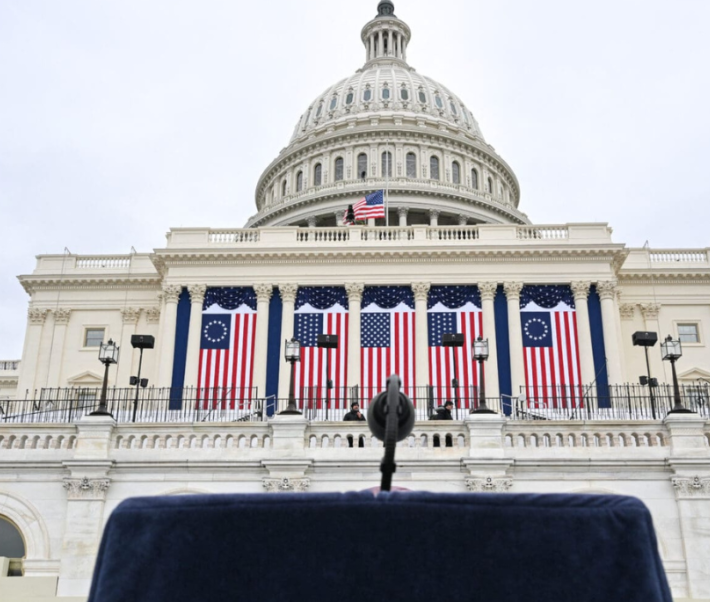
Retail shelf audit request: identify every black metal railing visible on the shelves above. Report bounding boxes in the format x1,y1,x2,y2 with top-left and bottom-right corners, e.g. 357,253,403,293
515,383,710,421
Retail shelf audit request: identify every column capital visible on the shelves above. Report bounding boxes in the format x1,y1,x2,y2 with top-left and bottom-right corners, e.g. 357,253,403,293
619,303,636,320
145,307,161,323
428,209,440,219
345,283,365,301
254,284,274,303
398,206,408,218
62,477,111,501
120,307,140,325
279,284,299,303
307,216,317,228
641,303,661,320
596,280,618,301
28,307,49,324
457,214,468,226
478,282,497,301
187,284,207,305
672,476,710,499
503,281,523,300
411,282,431,301
54,308,72,325
570,281,591,300
162,285,182,303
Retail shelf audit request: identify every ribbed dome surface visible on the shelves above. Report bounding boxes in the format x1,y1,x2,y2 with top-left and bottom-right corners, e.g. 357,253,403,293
289,65,485,145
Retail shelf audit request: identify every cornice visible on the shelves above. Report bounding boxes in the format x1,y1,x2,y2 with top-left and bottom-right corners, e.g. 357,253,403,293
18,275,162,295
618,273,710,285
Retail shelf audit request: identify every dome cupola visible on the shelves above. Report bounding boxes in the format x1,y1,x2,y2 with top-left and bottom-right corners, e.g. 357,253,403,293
361,1,411,65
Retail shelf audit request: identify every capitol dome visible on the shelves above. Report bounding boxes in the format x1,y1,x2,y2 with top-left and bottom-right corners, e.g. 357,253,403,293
247,0,528,229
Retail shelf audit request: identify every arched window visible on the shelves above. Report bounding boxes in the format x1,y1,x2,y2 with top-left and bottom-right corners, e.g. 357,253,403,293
487,177,493,193
449,100,458,116
382,151,392,177
345,89,354,105
434,94,444,109
400,86,409,101
430,156,440,180
363,86,372,102
316,101,324,118
452,161,460,184
418,87,427,103
296,171,303,193
281,180,287,197
314,163,322,186
0,516,26,559
334,157,344,182
357,153,368,180
382,86,390,100
406,152,417,178
329,96,338,110
471,168,479,190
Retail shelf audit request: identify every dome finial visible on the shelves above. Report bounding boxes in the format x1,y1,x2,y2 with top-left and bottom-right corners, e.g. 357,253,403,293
377,0,395,17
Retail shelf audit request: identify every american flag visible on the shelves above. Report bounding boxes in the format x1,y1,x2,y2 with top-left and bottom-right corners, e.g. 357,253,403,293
353,190,385,220
428,306,484,408
197,306,257,409
293,292,348,414
521,289,582,408
360,302,415,401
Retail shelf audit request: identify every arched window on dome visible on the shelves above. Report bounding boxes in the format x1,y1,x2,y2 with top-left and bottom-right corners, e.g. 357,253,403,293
0,516,26,560
316,101,324,118
430,156,440,180
363,86,372,102
452,161,461,184
382,85,391,100
382,151,392,178
434,94,444,109
406,152,417,178
314,163,322,186
282,179,288,197
471,168,479,190
357,153,368,180
487,177,493,193
345,89,354,105
400,86,409,101
334,157,344,182
418,87,427,104
449,100,458,116
296,171,303,193
329,96,338,111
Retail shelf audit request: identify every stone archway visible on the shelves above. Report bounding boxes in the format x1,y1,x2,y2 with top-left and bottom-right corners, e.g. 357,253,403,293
0,490,52,571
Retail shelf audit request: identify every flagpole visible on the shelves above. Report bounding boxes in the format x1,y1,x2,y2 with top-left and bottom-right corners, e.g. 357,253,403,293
385,138,390,227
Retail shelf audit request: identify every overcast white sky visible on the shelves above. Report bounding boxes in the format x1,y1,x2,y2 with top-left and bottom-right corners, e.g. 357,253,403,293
1,0,709,359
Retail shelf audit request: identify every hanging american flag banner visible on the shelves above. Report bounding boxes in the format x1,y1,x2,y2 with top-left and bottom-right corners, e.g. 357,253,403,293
361,286,416,402
520,285,582,408
198,287,258,409
427,286,483,409
293,287,349,416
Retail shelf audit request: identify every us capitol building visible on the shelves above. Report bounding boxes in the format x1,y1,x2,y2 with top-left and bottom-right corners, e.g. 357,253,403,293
1,2,709,600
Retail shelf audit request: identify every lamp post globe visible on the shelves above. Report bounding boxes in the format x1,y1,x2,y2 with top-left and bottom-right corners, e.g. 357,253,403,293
662,335,694,415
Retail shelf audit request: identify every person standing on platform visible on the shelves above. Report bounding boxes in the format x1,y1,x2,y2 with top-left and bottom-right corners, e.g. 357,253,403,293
344,402,366,421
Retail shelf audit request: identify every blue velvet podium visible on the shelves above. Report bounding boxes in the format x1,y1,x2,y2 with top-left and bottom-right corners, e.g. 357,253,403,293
88,491,672,602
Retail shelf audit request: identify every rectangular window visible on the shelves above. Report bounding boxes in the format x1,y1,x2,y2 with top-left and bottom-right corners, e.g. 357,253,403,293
84,328,105,348
678,323,700,343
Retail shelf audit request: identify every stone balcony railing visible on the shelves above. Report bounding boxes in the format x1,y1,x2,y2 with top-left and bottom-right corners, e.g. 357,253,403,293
0,361,20,373
622,248,710,270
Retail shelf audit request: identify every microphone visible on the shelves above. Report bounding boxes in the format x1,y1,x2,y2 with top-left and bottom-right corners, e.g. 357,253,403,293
367,374,415,491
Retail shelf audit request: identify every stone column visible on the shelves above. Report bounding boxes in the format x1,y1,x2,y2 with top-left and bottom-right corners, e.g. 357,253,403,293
307,216,317,228
458,214,468,226
478,283,499,400
116,308,140,387
57,415,115,597
157,285,182,388
571,281,596,388
412,282,430,390
345,283,364,393
429,209,440,226
182,285,207,389
16,308,49,395
253,284,273,398
504,282,525,396
335,210,345,226
277,284,299,409
145,303,162,385
33,309,56,394
46,308,72,388
596,281,624,385
398,207,408,227
388,30,393,55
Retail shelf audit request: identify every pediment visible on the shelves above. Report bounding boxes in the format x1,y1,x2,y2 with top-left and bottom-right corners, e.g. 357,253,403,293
677,366,710,381
67,370,104,385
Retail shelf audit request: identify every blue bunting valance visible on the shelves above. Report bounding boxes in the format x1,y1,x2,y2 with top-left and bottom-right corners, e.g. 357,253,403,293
428,285,481,309
295,287,349,310
362,286,414,309
520,285,575,309
203,287,257,311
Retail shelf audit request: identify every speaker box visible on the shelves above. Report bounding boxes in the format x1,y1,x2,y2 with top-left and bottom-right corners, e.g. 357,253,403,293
632,331,658,347
442,333,464,347
131,334,155,349
317,334,339,349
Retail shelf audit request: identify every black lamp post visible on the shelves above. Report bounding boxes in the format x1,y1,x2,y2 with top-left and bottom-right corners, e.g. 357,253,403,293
632,331,659,419
471,336,496,414
661,335,694,414
279,338,302,415
442,333,463,419
90,339,119,417
130,335,154,423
